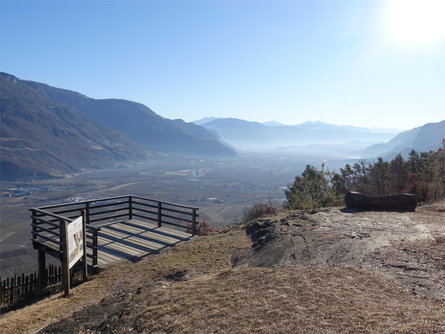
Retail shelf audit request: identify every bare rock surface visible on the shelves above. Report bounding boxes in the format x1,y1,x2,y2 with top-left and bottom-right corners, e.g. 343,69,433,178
234,202,445,300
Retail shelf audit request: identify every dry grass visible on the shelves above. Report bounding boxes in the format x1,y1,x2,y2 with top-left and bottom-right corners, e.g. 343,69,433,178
0,229,251,334
119,267,445,334
0,271,116,333
2,224,445,333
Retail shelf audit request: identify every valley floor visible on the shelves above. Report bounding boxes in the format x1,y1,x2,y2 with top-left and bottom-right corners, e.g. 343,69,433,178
1,203,445,333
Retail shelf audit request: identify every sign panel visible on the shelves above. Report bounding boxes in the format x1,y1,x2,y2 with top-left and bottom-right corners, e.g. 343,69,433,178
67,216,84,269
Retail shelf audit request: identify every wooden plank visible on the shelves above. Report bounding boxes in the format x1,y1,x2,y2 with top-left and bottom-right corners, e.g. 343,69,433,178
89,213,128,223
96,249,121,263
85,245,121,264
31,216,60,228
97,243,143,260
98,229,159,254
159,220,188,230
107,221,186,247
132,213,158,222
160,206,194,216
161,212,192,222
89,201,129,210
32,232,59,244
37,195,129,210
101,233,165,251
52,207,85,215
131,207,158,215
31,208,73,223
132,201,159,209
121,220,191,240
129,219,191,238
133,195,199,210
156,226,191,238
97,236,146,256
103,223,173,247
31,224,60,237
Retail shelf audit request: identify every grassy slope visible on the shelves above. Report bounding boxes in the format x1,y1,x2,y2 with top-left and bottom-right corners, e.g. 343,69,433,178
1,225,445,333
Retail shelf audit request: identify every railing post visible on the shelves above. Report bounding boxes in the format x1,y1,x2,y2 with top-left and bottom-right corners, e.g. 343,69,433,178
128,196,133,220
192,208,197,236
31,209,37,244
157,202,162,228
85,202,90,225
93,229,99,267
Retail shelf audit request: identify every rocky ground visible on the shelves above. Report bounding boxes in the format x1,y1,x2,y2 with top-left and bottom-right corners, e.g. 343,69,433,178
1,202,444,333
235,204,445,300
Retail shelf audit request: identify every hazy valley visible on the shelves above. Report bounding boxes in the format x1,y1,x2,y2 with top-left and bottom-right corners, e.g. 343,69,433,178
1,73,444,278
1,151,354,277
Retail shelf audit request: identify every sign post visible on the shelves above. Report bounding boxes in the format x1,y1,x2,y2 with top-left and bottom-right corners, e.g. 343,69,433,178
82,209,88,281
61,219,70,297
62,211,86,297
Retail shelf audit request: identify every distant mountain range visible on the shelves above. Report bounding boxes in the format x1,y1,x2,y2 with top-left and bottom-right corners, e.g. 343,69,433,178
0,73,236,180
194,117,399,150
262,121,285,127
362,120,445,159
3,71,441,181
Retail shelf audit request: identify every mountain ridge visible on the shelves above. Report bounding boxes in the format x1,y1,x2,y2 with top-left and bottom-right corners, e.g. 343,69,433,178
26,80,236,157
362,120,445,159
1,72,148,180
194,117,398,150
0,73,236,180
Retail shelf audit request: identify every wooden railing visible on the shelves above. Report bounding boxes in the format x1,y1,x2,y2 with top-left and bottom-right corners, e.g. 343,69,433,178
30,195,199,267
33,195,199,232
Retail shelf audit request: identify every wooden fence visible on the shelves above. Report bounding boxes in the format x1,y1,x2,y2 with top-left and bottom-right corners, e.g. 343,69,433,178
0,264,62,309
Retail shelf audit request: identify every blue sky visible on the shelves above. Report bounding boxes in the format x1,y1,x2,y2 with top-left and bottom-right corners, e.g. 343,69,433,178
1,0,444,130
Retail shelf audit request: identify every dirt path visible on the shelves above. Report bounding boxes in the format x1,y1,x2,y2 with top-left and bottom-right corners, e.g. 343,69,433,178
235,203,445,300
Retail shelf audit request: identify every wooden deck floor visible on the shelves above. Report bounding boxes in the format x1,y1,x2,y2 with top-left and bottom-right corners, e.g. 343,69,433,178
90,219,191,267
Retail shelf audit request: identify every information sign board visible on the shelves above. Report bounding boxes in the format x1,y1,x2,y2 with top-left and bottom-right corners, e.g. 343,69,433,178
67,216,84,269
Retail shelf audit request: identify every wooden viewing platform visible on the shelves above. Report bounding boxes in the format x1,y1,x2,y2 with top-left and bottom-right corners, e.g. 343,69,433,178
91,219,191,266
30,195,199,289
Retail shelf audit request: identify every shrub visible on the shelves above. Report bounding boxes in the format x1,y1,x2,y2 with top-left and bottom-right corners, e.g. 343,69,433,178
187,217,217,236
241,198,281,224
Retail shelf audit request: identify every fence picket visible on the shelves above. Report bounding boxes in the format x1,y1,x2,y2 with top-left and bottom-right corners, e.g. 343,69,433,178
0,265,63,308
21,273,25,295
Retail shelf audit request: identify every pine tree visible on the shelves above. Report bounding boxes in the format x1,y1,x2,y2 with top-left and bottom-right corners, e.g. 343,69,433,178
285,164,341,210
389,154,407,193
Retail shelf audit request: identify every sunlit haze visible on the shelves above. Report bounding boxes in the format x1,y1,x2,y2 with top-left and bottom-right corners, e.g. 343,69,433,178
385,0,445,45
1,0,444,130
